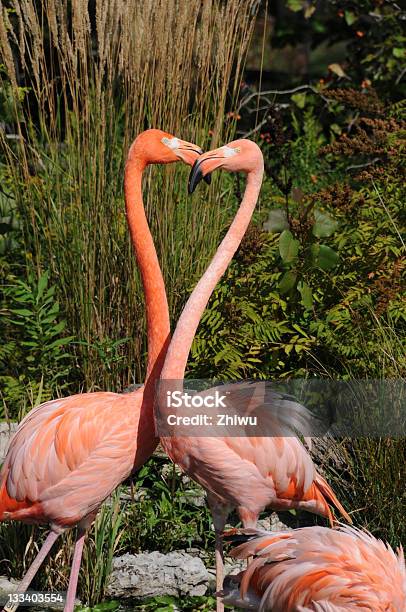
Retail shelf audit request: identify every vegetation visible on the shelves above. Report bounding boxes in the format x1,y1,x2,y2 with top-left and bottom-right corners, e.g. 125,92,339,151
0,0,404,609
0,0,256,406
189,89,405,380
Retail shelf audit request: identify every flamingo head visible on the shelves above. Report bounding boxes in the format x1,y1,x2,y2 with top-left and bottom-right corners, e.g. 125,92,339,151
131,129,204,167
188,139,263,193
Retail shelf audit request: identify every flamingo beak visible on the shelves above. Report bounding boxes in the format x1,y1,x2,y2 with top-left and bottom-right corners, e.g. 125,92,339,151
188,155,223,194
175,142,211,185
175,143,203,165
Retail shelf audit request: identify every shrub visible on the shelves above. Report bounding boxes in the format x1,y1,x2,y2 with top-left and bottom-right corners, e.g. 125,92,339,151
189,90,405,380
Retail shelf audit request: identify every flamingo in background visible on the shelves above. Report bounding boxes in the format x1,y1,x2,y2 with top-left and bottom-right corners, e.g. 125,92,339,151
157,140,350,611
222,525,406,610
0,129,203,612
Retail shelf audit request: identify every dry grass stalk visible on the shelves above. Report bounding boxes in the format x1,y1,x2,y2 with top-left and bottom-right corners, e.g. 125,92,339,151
0,0,258,388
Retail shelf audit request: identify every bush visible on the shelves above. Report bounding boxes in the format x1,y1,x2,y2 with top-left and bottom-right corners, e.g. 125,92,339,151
0,270,74,418
189,89,405,380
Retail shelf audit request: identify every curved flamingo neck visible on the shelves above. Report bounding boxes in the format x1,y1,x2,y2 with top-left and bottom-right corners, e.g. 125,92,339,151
124,153,170,382
161,164,263,381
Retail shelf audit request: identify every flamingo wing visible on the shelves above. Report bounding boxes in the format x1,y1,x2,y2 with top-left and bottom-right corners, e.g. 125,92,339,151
170,382,316,506
0,391,141,526
166,382,348,521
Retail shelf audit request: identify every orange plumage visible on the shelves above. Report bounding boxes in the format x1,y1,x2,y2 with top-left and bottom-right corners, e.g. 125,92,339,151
0,391,147,528
0,129,203,612
158,141,350,612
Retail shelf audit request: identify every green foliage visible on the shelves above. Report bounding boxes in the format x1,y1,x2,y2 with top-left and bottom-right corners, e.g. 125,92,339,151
0,490,124,606
122,457,214,555
323,438,406,549
273,1,405,97
188,227,316,380
189,93,405,380
0,521,36,579
124,594,216,611
77,603,120,612
329,0,406,94
81,489,125,607
0,271,74,417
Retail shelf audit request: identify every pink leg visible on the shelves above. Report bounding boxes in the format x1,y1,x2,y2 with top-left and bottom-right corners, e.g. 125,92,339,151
208,496,230,612
64,528,86,612
240,508,258,569
2,531,59,612
214,530,225,612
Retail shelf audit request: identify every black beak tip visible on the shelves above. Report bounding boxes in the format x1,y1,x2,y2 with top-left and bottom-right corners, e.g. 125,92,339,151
188,158,212,194
188,161,203,194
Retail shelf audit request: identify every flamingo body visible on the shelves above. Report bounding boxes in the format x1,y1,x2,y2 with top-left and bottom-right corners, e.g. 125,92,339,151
0,390,149,529
223,526,406,611
160,141,348,528
164,432,343,526
0,129,203,612
158,140,349,611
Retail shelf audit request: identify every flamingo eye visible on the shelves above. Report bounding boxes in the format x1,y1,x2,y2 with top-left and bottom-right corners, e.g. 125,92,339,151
162,137,180,150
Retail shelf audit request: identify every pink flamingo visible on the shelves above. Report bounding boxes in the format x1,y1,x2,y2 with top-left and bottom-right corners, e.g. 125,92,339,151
0,129,203,612
157,139,350,611
222,525,406,610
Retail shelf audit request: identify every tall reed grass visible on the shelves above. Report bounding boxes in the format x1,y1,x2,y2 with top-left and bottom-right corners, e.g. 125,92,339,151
0,0,258,391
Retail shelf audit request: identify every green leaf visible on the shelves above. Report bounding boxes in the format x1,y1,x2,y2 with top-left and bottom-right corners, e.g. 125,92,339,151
393,48,405,59
36,271,49,303
331,123,342,135
44,320,66,336
287,0,304,11
297,281,313,309
292,92,307,108
344,10,356,25
317,245,339,270
312,210,338,238
279,230,299,263
278,270,297,294
10,308,33,317
48,336,74,349
263,208,289,233
304,4,316,19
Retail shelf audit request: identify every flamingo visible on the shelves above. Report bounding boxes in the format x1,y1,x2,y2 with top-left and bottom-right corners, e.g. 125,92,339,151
0,129,203,612
156,139,350,611
222,525,406,610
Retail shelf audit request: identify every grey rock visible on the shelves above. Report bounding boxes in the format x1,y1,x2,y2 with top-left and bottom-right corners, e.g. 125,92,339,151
106,551,209,599
257,512,290,532
0,422,18,463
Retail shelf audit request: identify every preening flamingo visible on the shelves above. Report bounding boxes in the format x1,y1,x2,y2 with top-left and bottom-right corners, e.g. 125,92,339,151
0,129,203,612
222,526,406,611
157,140,350,611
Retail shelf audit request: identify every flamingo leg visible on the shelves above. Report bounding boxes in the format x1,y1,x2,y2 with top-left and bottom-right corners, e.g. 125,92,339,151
214,529,225,612
64,528,86,612
208,497,230,612
2,530,60,612
239,509,258,569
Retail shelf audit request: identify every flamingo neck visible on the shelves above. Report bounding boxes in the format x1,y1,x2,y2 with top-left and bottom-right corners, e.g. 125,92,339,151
161,165,263,381
124,155,170,383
